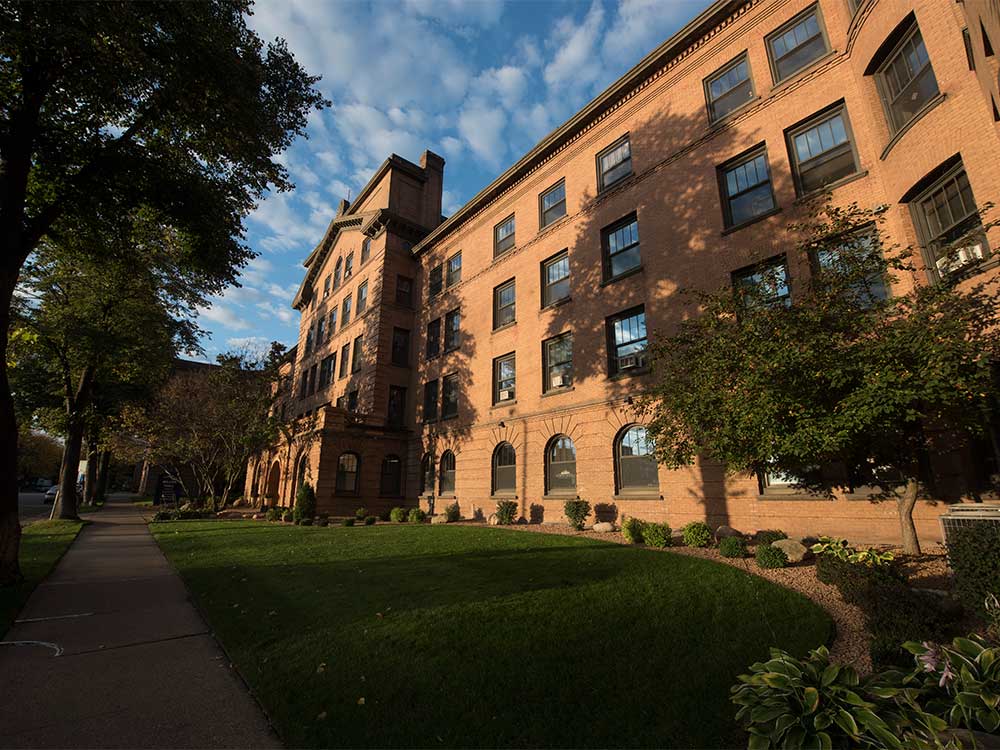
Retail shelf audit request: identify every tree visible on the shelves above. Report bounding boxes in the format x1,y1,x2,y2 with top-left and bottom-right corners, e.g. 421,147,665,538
16,428,61,487
640,202,1000,555
0,1,328,582
115,346,284,511
11,212,200,519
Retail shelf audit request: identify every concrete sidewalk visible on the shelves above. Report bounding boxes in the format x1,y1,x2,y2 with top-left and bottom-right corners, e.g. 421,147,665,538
0,499,280,749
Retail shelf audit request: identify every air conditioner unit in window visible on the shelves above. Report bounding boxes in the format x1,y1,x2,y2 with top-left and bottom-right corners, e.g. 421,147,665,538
550,374,565,387
936,243,984,276
618,354,645,370
498,389,514,401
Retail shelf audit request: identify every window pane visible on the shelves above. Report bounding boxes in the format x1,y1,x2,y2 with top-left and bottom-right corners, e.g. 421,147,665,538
733,258,790,307
771,12,826,80
442,375,458,418
708,58,753,120
439,452,455,494
447,253,462,286
600,139,631,188
423,380,438,421
380,456,401,496
545,334,573,390
543,254,570,305
617,427,658,490
493,443,516,493
547,436,577,492
541,182,567,226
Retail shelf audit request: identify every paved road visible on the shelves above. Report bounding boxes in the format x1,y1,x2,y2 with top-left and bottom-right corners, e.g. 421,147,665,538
18,492,52,524
0,498,280,748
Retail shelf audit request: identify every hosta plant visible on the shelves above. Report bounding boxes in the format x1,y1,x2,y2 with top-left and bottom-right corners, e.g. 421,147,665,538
732,645,903,749
811,536,853,561
495,500,518,525
849,548,895,568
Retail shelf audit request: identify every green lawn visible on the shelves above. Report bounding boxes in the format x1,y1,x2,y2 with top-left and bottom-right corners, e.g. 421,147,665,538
1,519,85,636
151,522,833,748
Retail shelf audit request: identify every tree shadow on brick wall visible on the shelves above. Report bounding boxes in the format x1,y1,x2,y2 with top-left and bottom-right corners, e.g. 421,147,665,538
542,103,798,528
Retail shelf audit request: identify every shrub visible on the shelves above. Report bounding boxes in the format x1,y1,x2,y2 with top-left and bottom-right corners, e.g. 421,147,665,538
389,507,408,523
317,517,329,527
281,510,293,523
364,515,377,526
355,507,368,520
719,536,748,558
495,500,518,525
293,482,316,522
811,535,852,560
755,544,788,569
622,517,644,544
151,510,172,522
300,518,313,526
945,523,1000,620
754,529,788,546
408,508,426,524
444,502,461,523
265,507,282,522
341,517,355,527
642,522,672,548
681,521,713,548
563,499,591,531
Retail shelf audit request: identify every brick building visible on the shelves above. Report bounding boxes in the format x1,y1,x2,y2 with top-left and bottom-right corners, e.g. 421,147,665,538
247,0,1000,543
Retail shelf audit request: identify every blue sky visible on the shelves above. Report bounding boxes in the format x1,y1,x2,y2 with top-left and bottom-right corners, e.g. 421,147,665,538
197,0,712,358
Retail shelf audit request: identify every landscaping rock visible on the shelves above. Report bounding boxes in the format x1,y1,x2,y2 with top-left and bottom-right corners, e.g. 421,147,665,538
772,538,809,563
487,513,499,526
592,522,614,533
715,525,743,541
430,514,449,524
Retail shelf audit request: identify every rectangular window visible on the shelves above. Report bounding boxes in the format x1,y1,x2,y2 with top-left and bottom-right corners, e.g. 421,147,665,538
706,53,754,122
876,24,939,133
541,251,570,307
494,215,515,257
341,295,352,327
732,255,791,307
815,230,888,304
441,373,459,419
391,327,410,367
423,379,439,422
429,264,443,298
351,335,363,373
387,385,406,427
356,281,368,314
335,395,345,409
602,214,641,280
544,333,573,391
446,252,462,287
308,364,317,395
426,318,441,358
328,307,337,332
539,179,567,227
347,389,358,412
720,148,776,228
361,237,371,264
597,136,632,191
319,354,334,388
607,306,648,375
493,279,516,329
910,164,989,277
305,327,314,354
963,28,976,71
396,275,413,307
444,308,460,351
338,343,350,378
300,370,308,398
323,275,331,299
344,252,354,279
316,316,326,346
787,105,859,195
766,6,828,83
493,353,516,404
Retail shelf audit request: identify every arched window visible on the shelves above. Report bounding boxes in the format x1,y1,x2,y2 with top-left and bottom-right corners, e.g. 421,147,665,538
294,452,310,489
379,455,402,497
492,442,516,495
614,425,659,494
545,435,577,494
333,258,343,290
420,453,435,495
336,452,360,494
439,451,456,495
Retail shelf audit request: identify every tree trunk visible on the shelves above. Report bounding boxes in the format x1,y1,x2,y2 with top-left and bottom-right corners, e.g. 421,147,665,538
95,451,110,502
56,418,85,520
897,477,922,556
0,270,23,584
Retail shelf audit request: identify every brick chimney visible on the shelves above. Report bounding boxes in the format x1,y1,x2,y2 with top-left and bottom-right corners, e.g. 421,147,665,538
419,150,445,230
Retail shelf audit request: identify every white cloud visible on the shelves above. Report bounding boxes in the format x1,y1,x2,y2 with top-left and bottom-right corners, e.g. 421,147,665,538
602,0,704,70
458,99,507,167
544,1,605,91
474,65,528,111
226,336,273,356
439,136,464,162
336,103,426,167
401,0,504,28
196,302,250,331
441,189,463,216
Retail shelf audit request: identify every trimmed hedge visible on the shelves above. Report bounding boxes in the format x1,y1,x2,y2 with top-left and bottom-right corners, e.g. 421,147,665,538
681,521,713,548
444,502,461,523
719,536,748,558
945,523,1000,620
294,482,316,522
754,529,788,546
563,499,591,531
642,522,672,548
389,507,408,523
408,508,426,524
622,517,644,544
755,544,788,569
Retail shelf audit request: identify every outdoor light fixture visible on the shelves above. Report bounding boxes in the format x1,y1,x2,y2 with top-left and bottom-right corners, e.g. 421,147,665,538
498,421,506,428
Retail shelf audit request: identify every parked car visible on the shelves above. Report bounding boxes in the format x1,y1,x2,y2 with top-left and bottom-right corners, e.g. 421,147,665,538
34,478,53,490
44,485,58,504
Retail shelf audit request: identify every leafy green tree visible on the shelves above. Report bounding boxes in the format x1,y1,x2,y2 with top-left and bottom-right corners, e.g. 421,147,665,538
640,202,1000,555
0,1,327,582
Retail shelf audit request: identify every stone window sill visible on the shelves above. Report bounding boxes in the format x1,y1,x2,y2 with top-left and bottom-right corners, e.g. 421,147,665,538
879,93,947,161
721,207,783,236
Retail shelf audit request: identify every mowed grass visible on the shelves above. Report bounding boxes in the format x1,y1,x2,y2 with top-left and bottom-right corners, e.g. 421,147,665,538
1,519,85,636
152,521,833,748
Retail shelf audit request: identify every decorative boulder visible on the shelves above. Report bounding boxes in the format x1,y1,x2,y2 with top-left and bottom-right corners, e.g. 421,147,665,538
771,538,809,564
592,522,614,533
715,525,743,542
487,513,499,526
430,514,449,525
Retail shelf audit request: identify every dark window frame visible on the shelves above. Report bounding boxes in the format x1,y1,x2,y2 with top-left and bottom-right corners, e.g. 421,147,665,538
387,385,406,428
541,249,570,308
963,27,977,71
439,451,456,495
732,254,792,308
543,332,573,392
420,453,435,495
873,21,939,134
423,379,439,422
361,237,372,265
335,451,361,495
426,318,441,359
351,335,363,373
494,214,516,257
606,305,648,376
784,102,861,196
341,294,352,327
357,280,369,314
391,327,410,367
441,373,459,419
601,212,641,281
446,251,462,287
379,454,402,497
429,264,444,299
338,343,350,378
493,278,516,329
545,434,577,496
717,144,778,229
492,352,516,405
396,275,413,307
764,4,830,84
491,442,517,496
614,424,660,495
539,178,567,228
704,52,755,123
596,134,632,192
443,308,461,352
